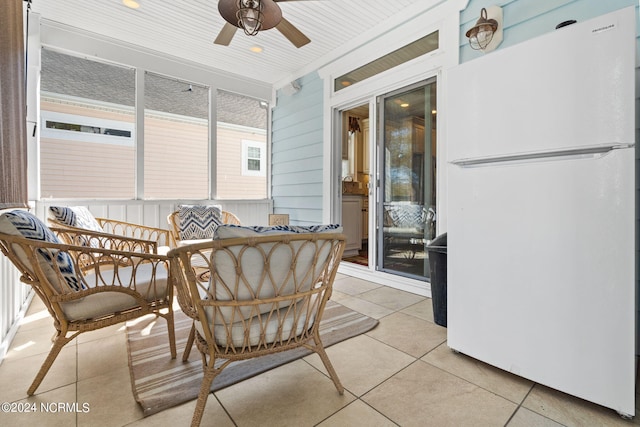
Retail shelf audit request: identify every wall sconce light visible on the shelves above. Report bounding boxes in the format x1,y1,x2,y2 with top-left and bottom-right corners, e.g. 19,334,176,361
466,5,503,52
281,79,301,96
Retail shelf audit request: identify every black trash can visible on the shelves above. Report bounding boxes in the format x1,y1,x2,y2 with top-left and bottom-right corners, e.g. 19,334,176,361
426,233,447,327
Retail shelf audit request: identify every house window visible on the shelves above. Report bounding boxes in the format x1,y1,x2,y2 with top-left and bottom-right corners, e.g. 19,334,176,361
216,90,268,199
40,48,136,199
242,140,266,176
41,111,134,146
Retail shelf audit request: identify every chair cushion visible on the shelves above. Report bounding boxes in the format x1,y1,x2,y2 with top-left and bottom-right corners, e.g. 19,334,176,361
178,205,223,240
61,262,168,321
194,302,315,348
0,210,83,292
176,238,211,247
49,206,104,232
204,224,341,325
157,245,171,256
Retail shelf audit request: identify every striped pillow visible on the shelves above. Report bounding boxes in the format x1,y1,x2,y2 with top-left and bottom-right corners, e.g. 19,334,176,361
0,210,83,292
49,206,104,232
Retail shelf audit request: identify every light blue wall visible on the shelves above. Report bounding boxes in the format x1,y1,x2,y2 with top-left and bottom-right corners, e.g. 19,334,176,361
460,0,637,63
271,72,325,226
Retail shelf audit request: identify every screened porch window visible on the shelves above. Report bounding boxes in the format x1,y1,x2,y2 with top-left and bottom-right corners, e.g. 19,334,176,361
40,48,136,199
216,90,268,199
39,50,269,200
143,72,209,199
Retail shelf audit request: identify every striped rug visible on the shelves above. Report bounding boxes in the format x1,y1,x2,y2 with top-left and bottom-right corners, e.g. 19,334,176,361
126,301,378,416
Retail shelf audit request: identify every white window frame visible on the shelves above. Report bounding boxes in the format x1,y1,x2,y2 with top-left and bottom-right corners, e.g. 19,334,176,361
41,110,134,147
241,139,266,177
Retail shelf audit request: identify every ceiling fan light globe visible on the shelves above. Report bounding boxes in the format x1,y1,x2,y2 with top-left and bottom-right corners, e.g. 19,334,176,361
236,0,264,36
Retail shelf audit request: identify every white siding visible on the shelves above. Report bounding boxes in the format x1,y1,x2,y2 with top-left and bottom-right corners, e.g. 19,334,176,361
35,200,273,230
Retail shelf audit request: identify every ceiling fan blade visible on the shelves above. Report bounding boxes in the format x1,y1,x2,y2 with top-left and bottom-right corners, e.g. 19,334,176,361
276,18,310,48
214,23,237,46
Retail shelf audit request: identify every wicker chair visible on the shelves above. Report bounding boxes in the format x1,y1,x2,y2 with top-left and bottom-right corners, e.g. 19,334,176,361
168,232,346,427
167,206,241,246
48,205,175,252
0,210,176,396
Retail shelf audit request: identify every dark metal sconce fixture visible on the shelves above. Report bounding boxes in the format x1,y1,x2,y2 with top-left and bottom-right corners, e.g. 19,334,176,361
466,6,503,52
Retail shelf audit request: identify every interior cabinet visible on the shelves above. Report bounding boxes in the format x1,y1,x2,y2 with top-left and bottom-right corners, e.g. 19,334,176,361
342,195,362,257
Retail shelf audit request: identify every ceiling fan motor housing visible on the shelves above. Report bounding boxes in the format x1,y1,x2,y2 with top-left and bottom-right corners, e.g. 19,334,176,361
214,0,310,48
219,0,282,31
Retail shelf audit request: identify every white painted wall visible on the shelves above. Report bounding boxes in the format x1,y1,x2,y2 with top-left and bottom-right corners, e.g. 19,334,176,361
34,199,273,230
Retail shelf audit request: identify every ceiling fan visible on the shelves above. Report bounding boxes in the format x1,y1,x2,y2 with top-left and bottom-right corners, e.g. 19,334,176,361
215,0,312,48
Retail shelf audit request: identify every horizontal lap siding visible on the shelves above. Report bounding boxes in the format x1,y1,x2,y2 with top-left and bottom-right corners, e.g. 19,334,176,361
144,116,208,199
271,72,325,225
40,138,135,198
41,100,135,198
41,99,134,121
216,127,267,200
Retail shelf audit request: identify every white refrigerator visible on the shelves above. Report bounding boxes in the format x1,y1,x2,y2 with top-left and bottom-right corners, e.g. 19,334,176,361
446,6,636,417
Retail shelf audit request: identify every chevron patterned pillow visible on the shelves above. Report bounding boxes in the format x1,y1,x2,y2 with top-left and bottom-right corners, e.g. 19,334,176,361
178,205,223,240
0,210,83,292
385,204,426,229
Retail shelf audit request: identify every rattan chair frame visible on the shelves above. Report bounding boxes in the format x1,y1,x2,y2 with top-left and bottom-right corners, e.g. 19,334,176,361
168,233,346,427
0,229,177,396
167,208,242,360
49,216,175,249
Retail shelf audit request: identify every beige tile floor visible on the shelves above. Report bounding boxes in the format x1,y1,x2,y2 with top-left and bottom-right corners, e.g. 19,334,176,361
0,273,638,427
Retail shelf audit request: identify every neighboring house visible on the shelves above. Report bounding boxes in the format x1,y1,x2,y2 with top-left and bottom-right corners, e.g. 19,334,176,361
39,97,267,200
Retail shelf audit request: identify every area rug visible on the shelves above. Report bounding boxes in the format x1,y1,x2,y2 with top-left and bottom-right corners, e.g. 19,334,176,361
343,254,368,266
126,301,378,416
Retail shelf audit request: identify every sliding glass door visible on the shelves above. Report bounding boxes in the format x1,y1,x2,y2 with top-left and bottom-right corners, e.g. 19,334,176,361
377,79,437,280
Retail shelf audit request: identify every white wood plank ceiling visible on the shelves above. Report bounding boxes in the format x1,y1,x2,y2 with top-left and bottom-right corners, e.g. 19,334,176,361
31,0,436,86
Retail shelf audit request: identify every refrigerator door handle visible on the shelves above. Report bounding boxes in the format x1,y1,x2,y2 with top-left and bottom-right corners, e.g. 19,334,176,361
450,142,634,168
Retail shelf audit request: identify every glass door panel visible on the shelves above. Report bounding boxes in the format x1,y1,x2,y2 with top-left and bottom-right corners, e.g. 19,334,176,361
377,79,437,281
339,103,370,266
